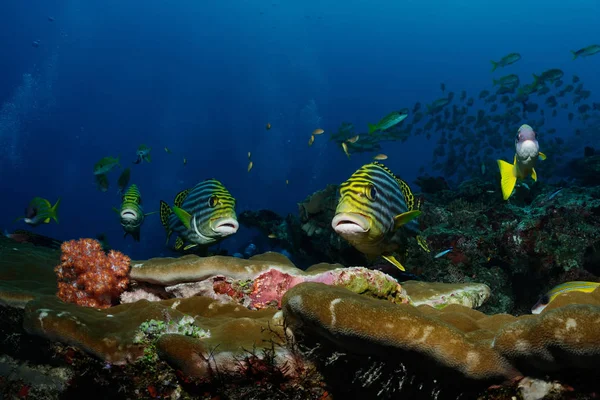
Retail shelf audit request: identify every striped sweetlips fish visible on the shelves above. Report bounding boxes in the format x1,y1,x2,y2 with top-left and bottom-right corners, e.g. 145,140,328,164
331,162,428,271
160,179,239,251
114,184,155,242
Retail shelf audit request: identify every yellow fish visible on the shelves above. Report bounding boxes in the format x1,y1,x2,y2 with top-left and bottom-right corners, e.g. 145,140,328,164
331,162,427,271
497,124,546,200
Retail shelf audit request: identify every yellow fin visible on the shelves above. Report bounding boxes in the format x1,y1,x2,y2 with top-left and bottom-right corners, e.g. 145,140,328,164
174,237,184,250
184,244,198,251
173,206,192,230
538,152,547,161
416,235,431,253
44,218,51,224
531,168,537,182
382,254,405,271
50,198,61,224
393,210,422,231
497,159,517,200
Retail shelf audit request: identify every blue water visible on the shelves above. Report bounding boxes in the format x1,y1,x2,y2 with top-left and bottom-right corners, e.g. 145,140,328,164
1,0,598,260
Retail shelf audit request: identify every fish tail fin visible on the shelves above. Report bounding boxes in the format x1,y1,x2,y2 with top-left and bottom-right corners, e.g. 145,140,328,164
51,198,61,224
368,123,378,134
490,60,498,72
571,50,578,60
497,159,517,200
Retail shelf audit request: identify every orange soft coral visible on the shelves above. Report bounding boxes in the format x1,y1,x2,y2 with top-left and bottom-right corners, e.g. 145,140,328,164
55,238,130,308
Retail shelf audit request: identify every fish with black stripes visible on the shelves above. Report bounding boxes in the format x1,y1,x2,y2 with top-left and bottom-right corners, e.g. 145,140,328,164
159,179,239,251
331,162,429,271
114,184,155,242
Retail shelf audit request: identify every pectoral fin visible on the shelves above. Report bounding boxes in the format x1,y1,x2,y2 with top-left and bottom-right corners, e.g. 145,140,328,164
393,210,422,231
531,168,537,182
172,206,192,230
382,254,406,271
184,244,198,251
538,152,547,161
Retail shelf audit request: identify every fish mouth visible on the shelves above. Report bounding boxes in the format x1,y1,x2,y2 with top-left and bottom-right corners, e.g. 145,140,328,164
120,210,138,221
211,217,239,236
332,213,370,235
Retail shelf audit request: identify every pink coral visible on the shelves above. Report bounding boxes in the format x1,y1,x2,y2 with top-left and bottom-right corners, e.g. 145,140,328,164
55,238,130,308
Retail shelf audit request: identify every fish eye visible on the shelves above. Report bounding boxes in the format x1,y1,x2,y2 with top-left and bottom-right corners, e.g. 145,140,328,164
208,195,219,207
365,184,377,201
540,295,550,305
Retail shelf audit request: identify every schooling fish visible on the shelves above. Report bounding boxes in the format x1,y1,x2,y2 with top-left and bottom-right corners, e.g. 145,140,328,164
16,197,61,226
114,184,155,242
94,156,120,175
497,124,547,200
331,162,427,271
133,145,151,164
95,173,109,192
160,179,239,251
368,109,409,134
117,167,131,195
531,281,600,314
571,44,600,60
490,52,521,72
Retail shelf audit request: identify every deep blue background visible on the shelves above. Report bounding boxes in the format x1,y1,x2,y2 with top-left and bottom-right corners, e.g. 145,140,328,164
1,0,598,260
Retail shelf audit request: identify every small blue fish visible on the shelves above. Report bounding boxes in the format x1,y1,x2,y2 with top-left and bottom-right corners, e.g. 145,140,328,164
547,188,563,200
434,247,453,259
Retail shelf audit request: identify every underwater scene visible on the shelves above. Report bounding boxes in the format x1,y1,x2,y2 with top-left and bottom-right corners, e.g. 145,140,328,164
1,0,600,399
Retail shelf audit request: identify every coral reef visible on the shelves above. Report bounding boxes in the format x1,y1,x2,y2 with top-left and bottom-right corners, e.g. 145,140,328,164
55,239,130,309
2,222,600,398
282,282,600,399
126,252,411,308
418,181,600,315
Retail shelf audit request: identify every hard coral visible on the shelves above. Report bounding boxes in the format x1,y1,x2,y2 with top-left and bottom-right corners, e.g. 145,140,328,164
55,238,130,308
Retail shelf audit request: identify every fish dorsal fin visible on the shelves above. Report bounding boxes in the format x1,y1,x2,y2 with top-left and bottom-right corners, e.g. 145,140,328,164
382,254,406,271
174,189,190,208
373,162,417,210
538,152,547,161
159,201,172,230
398,179,416,211
172,206,192,230
393,210,422,231
175,237,185,250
